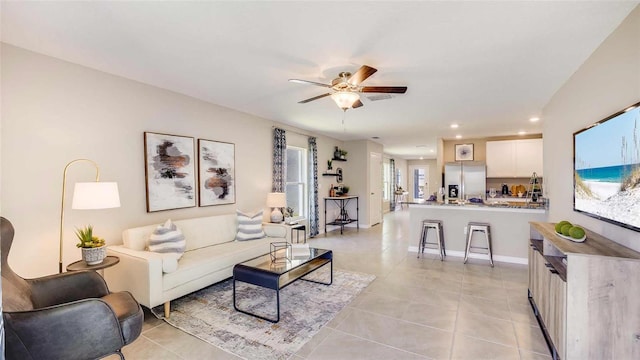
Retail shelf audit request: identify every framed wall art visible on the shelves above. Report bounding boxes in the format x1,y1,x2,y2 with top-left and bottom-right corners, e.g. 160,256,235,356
198,138,235,206
144,132,196,212
455,143,474,161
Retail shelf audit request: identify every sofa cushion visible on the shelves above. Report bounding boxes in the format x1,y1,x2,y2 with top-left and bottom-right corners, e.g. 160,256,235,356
147,219,186,259
235,210,265,241
162,238,273,290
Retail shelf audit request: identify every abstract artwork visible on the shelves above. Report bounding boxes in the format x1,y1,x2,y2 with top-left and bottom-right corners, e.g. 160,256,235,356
455,143,474,161
144,132,196,212
198,139,235,206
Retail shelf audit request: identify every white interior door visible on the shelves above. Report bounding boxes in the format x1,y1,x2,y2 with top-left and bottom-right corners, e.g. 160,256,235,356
369,152,382,226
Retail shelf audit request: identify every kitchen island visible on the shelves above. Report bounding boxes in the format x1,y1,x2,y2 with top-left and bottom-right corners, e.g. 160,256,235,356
409,202,547,263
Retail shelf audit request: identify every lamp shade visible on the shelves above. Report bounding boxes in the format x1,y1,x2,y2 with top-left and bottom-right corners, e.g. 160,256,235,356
72,182,121,209
266,192,286,208
331,91,360,110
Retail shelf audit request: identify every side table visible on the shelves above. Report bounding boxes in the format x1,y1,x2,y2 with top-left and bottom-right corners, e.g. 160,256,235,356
67,255,120,275
290,224,307,244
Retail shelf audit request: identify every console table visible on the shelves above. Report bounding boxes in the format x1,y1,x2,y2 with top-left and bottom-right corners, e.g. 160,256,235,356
528,222,640,360
324,196,359,235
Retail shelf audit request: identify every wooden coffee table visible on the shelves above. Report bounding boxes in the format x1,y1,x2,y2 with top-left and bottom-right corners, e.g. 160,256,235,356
233,248,332,323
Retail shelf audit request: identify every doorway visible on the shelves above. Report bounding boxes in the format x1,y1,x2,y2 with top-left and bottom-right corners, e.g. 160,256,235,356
408,165,428,202
369,152,382,226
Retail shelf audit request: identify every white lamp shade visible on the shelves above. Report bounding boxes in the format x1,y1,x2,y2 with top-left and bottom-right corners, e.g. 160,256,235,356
266,192,286,208
72,182,121,209
331,91,360,110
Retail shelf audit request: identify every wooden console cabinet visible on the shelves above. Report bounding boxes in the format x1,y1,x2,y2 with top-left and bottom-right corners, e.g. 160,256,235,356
529,222,640,360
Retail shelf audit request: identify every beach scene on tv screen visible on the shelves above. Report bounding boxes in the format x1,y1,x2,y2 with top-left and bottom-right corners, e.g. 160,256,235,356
575,106,640,229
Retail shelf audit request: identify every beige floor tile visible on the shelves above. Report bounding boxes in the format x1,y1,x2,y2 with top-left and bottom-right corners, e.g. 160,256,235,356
519,349,553,360
458,294,511,320
512,321,550,355
306,330,429,360
336,309,452,359
352,291,411,319
327,306,354,329
143,323,241,359
509,301,540,326
401,302,458,331
462,281,512,301
110,336,183,360
455,311,518,347
408,287,461,310
451,333,520,360
295,326,334,358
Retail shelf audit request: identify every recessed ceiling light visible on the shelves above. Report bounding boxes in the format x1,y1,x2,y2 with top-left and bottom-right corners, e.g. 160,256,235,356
518,131,526,135
529,117,540,122
450,124,459,129
455,135,462,139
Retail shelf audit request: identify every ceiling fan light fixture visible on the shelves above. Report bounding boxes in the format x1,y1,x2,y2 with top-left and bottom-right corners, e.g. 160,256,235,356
331,91,360,110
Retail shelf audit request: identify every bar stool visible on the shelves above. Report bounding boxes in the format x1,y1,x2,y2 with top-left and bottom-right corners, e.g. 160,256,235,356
417,219,446,261
463,222,493,267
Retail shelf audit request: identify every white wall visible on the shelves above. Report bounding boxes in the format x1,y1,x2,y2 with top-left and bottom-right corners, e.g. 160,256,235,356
543,6,640,251
1,44,343,277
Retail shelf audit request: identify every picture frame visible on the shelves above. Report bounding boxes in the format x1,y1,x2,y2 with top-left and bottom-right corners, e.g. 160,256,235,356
198,138,235,206
455,143,474,161
144,132,196,212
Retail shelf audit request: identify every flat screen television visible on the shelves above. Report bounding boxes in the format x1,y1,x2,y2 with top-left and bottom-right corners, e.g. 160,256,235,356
574,101,640,232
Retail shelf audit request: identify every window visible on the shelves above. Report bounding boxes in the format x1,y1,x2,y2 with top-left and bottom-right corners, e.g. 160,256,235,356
285,146,308,218
383,161,391,201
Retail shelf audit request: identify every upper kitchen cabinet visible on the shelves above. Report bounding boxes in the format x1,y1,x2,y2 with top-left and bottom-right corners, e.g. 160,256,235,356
486,139,543,177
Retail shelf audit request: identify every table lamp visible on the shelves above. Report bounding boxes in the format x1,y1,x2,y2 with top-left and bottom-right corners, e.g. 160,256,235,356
59,159,121,273
266,192,286,223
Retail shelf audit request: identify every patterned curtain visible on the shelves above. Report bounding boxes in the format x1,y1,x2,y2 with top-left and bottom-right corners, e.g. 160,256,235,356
308,137,319,237
390,158,396,211
272,128,286,192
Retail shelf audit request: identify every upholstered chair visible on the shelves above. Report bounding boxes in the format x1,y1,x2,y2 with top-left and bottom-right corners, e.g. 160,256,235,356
1,216,143,360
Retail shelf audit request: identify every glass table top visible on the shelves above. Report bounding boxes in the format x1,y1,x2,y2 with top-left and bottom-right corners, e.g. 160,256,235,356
237,247,330,275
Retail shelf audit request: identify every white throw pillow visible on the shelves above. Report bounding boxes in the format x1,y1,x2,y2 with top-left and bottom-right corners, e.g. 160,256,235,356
147,219,186,259
236,210,266,241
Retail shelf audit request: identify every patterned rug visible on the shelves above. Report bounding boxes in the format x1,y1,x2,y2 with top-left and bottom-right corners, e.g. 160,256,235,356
151,267,375,360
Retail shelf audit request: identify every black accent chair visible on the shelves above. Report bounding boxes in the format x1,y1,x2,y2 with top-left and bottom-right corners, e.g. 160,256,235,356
1,217,143,360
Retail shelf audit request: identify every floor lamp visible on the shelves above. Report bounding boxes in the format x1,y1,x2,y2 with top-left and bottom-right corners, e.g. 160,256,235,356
59,159,120,273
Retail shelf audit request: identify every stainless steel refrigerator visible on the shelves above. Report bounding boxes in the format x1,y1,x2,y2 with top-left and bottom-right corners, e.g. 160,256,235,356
444,162,486,200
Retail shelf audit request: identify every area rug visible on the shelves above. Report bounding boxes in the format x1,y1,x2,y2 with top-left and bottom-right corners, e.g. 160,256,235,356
151,268,375,360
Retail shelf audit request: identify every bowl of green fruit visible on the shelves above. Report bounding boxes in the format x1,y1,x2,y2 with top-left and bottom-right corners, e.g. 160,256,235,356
554,221,586,243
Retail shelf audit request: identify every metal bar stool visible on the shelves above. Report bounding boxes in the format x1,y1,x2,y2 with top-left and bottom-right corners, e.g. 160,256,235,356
463,222,493,267
417,219,446,261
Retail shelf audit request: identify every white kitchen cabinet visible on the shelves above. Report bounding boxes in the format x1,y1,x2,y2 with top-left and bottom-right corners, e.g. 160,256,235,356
486,139,542,177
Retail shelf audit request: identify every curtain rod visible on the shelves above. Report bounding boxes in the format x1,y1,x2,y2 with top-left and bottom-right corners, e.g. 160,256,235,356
271,125,315,138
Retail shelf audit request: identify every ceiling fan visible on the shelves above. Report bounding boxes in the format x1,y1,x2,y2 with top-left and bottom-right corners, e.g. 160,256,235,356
289,65,407,111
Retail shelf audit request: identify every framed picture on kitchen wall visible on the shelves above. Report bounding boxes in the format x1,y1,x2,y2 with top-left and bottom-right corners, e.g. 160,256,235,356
198,138,235,206
144,132,197,212
455,144,474,161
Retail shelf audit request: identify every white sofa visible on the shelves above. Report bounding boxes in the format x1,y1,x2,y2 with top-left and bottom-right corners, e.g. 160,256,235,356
103,214,286,317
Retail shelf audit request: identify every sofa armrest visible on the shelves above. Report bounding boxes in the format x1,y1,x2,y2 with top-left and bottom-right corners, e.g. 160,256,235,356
104,245,164,308
263,223,287,238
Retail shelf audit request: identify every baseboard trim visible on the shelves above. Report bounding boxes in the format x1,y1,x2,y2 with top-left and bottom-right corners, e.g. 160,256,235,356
407,246,528,265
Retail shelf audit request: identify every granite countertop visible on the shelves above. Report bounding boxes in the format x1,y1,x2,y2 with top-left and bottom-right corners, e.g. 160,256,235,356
408,199,548,211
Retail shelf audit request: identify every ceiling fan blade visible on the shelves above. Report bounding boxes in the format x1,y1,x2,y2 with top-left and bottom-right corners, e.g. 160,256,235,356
361,86,407,94
352,99,364,109
298,93,331,104
347,65,378,85
289,79,332,88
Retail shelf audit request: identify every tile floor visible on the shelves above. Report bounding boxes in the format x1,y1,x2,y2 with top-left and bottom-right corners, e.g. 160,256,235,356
107,209,551,359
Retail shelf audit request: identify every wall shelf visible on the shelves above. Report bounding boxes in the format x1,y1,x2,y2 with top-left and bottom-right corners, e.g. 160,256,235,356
332,158,347,162
322,173,339,176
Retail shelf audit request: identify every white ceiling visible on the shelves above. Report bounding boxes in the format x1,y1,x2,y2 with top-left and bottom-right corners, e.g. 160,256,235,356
2,1,636,159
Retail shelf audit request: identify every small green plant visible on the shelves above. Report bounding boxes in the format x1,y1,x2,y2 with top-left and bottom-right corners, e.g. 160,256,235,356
75,225,105,248
340,150,348,157
327,159,333,169
342,186,350,194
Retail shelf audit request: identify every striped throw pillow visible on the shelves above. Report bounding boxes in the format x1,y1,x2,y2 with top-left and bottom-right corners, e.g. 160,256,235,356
236,210,266,241
147,219,186,259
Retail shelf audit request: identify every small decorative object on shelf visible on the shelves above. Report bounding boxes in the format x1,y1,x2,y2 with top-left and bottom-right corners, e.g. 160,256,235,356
75,225,106,265
339,150,347,160
333,146,341,159
332,146,348,161
270,242,291,263
341,186,350,195
327,159,333,170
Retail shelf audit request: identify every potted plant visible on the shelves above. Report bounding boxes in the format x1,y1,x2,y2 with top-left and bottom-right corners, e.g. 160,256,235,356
76,225,106,265
327,159,333,170
340,150,348,160
342,186,350,195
